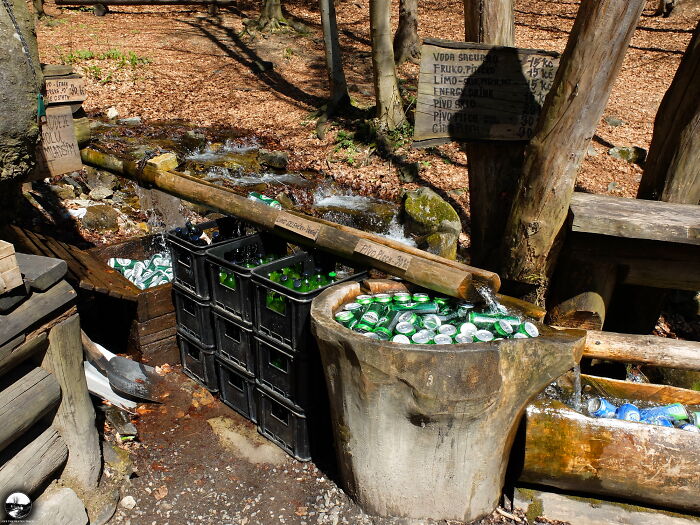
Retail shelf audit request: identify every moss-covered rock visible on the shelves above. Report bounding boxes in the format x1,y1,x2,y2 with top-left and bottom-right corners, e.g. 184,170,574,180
425,232,457,260
403,187,461,259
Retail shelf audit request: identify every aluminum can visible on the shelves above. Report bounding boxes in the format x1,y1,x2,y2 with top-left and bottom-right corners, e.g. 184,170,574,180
511,333,528,339
412,293,430,303
363,331,380,339
434,297,449,308
473,330,494,342
374,327,392,340
422,314,442,331
433,334,453,344
359,304,386,326
640,403,689,422
455,333,473,344
691,412,700,428
438,324,457,337
458,322,478,335
411,329,434,344
588,397,617,418
392,303,440,314
335,311,355,326
391,334,411,344
355,294,374,305
678,423,700,433
469,312,521,328
616,403,641,422
517,321,539,338
643,416,673,427
397,312,419,326
493,320,514,337
392,292,412,304
373,293,393,304
395,322,417,337
343,302,364,314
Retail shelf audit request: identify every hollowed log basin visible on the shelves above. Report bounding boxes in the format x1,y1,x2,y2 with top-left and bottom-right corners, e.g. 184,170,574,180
310,281,586,522
521,375,700,514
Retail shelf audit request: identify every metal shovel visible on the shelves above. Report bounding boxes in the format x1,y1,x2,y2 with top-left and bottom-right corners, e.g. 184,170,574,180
81,330,164,402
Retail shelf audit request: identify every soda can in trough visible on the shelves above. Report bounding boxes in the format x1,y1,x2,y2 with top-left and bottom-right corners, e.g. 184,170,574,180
587,397,617,418
640,403,688,422
616,403,641,422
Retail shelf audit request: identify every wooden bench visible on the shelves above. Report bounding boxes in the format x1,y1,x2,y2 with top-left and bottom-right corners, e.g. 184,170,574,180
549,192,700,329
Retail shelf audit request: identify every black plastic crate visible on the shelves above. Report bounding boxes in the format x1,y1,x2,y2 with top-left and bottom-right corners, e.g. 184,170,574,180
216,357,257,423
251,252,367,350
173,284,214,346
166,217,250,300
256,385,310,461
255,334,314,407
207,233,294,324
212,308,255,374
178,331,217,392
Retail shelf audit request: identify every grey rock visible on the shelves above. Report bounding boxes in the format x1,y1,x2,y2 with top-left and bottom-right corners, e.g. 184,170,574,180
609,146,647,165
50,184,77,200
89,186,114,201
106,107,119,120
117,116,142,125
82,204,120,231
604,116,625,127
62,174,89,194
275,192,295,209
587,144,598,157
258,149,289,169
90,490,120,525
85,167,118,191
15,252,67,291
32,487,89,525
120,495,136,510
398,161,419,183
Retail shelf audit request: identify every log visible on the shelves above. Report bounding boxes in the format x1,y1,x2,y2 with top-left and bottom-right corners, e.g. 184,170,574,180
56,0,243,4
80,147,500,300
520,399,700,513
74,117,91,146
0,367,61,453
582,329,700,371
0,427,68,496
501,0,646,297
579,373,700,405
42,314,101,488
0,332,49,376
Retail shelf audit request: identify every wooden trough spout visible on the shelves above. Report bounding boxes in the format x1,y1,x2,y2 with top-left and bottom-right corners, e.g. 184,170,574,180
80,147,501,301
310,280,586,522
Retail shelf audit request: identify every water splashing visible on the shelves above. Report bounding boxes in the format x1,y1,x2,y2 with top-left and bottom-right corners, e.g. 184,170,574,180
475,282,509,315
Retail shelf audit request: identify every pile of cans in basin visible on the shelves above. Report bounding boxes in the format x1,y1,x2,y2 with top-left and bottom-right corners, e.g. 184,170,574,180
588,398,700,432
108,252,173,290
334,291,539,344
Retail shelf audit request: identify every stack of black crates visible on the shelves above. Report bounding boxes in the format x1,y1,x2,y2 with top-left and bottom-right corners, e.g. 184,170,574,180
168,219,366,461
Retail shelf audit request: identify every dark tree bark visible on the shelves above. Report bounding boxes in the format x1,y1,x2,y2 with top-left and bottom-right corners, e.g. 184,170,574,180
393,0,420,65
257,0,285,31
319,0,350,115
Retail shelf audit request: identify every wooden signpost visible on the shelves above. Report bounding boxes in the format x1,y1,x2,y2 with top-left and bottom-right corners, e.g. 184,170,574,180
413,39,559,147
38,106,83,177
44,77,87,105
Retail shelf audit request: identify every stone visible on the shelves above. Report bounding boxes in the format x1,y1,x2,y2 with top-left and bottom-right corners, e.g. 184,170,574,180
258,148,289,169
117,116,142,125
106,107,119,120
275,192,295,209
587,144,598,157
425,232,457,260
84,167,117,192
0,0,41,219
89,186,114,201
32,487,89,525
604,116,625,127
82,204,120,231
609,146,647,165
514,487,700,525
50,184,77,200
403,187,461,259
119,495,136,510
398,161,419,183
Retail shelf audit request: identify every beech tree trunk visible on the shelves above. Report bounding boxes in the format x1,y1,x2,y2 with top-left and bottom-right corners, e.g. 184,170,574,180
319,0,350,114
500,0,645,304
461,0,522,272
370,0,406,130
258,0,285,30
393,0,420,65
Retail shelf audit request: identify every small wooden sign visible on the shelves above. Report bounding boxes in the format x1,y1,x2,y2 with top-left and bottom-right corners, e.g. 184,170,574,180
38,105,83,177
275,212,322,241
354,239,412,271
44,77,87,104
414,39,559,146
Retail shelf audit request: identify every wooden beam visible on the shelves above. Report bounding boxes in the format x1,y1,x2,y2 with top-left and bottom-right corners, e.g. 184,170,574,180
580,373,700,405
0,333,49,376
569,192,700,246
0,368,61,453
0,427,68,496
42,314,101,489
581,329,700,371
80,147,501,300
501,0,646,297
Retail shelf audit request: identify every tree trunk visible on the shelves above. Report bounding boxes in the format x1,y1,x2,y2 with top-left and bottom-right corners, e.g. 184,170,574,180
393,0,419,65
258,0,285,31
461,0,523,272
370,0,406,130
500,0,645,304
319,0,350,114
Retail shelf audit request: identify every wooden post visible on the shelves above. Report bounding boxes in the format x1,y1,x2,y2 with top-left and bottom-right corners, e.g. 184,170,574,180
461,0,524,272
500,0,645,303
42,314,101,489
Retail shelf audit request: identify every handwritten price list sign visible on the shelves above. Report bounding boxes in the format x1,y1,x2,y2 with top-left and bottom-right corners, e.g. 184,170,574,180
414,40,559,146
45,78,87,104
39,106,83,176
275,212,322,240
354,239,412,271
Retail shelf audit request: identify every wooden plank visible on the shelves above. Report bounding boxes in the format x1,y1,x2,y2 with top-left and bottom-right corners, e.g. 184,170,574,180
44,77,87,105
43,315,101,488
0,280,77,348
0,368,61,453
14,253,67,292
131,311,176,337
37,106,83,177
569,192,700,245
413,40,560,145
582,373,700,405
41,236,108,294
0,333,49,376
0,241,14,259
136,284,175,322
136,325,177,347
138,336,178,365
0,427,68,496
41,64,73,77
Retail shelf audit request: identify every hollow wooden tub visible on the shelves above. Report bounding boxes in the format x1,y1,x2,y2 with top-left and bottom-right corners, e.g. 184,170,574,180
310,280,586,523
520,374,700,514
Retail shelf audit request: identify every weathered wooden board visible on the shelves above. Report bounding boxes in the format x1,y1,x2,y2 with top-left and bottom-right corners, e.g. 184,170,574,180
14,253,67,292
569,192,700,245
38,106,83,177
44,77,87,105
414,39,559,146
0,333,49,376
